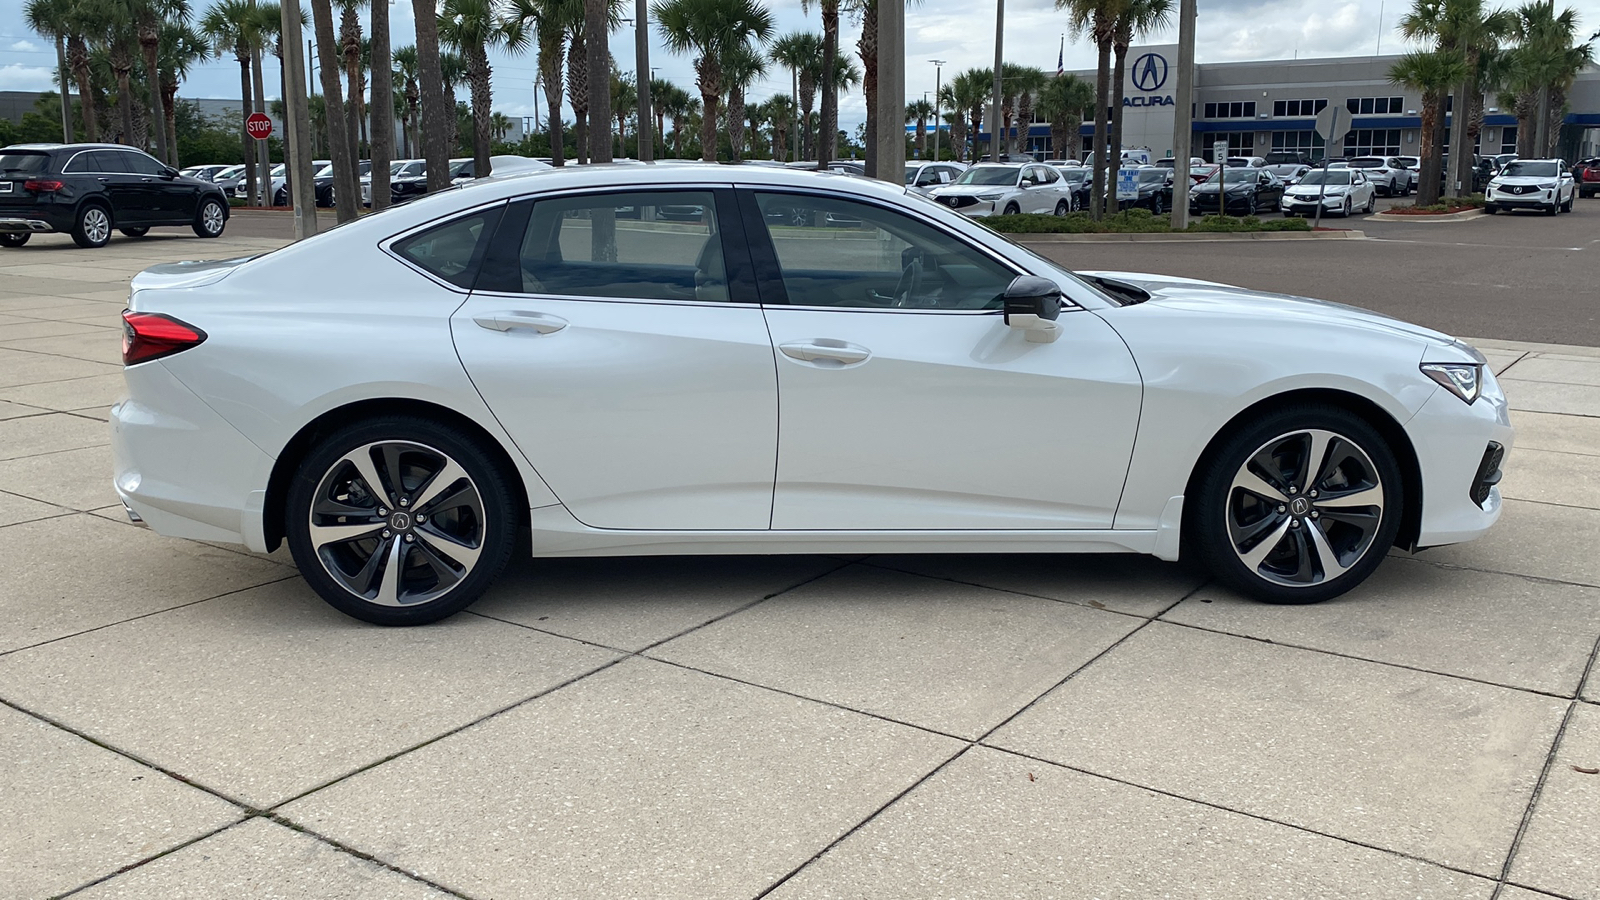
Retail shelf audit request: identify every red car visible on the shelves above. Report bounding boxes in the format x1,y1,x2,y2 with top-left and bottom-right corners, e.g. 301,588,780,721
1574,158,1600,198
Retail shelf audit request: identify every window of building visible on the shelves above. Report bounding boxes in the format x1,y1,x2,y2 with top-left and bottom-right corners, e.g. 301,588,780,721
1271,99,1328,117
1501,126,1518,155
1271,131,1326,155
1343,128,1403,156
1202,101,1257,119
1199,131,1256,160
1345,97,1406,115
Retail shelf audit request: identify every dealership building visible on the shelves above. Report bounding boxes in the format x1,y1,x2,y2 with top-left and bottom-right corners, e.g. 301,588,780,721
973,44,1600,162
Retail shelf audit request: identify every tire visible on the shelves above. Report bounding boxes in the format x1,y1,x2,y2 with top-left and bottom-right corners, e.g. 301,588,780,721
119,226,149,238
1341,198,1351,218
0,232,30,247
1003,202,1020,215
1562,193,1574,213
71,203,111,248
1485,204,1498,214
1366,192,1376,214
1545,203,1558,216
1054,199,1069,216
285,416,519,626
1152,194,1164,215
193,198,226,238
274,188,287,207
1246,195,1257,215
1187,404,1404,604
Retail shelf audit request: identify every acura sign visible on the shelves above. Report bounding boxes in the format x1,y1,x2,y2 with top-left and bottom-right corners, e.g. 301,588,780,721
1124,51,1174,108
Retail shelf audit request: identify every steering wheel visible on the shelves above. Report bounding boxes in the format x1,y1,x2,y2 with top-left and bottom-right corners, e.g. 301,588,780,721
892,253,925,308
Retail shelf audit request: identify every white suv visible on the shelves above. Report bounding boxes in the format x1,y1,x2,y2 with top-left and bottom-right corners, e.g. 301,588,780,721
926,163,1077,217
1485,159,1577,215
1348,156,1415,197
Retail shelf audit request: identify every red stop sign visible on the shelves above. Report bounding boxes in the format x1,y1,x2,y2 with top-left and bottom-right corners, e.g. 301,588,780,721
245,112,273,140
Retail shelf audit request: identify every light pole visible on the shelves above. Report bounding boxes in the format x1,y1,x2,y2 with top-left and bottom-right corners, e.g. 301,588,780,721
930,59,945,162
532,77,541,133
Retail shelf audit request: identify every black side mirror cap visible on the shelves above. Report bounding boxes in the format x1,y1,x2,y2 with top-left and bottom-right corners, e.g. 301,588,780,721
1003,275,1063,343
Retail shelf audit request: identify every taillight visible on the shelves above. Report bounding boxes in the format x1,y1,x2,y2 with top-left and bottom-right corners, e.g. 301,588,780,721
23,179,64,192
121,310,207,366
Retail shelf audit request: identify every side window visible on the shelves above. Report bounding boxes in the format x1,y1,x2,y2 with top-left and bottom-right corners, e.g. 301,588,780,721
63,151,101,174
1040,166,1060,184
121,152,164,176
752,192,1016,311
512,190,727,302
391,207,501,288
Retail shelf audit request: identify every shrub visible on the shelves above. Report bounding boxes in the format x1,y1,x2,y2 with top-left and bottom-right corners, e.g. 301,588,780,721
983,210,1312,235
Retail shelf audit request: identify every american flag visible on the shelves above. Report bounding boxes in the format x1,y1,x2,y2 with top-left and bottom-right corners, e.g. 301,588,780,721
1056,35,1065,76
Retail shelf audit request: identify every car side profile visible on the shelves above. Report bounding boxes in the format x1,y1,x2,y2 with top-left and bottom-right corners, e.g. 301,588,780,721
1347,156,1415,196
0,143,229,247
112,165,1510,626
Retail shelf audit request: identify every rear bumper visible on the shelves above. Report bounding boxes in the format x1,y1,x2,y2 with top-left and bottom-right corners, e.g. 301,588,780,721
0,217,54,233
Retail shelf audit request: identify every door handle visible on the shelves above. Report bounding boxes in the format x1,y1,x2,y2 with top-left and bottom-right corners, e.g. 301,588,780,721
779,339,871,364
473,312,568,335
97,176,110,182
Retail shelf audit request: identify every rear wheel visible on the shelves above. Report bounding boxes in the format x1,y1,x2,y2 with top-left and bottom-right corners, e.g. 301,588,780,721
119,226,149,238
1188,405,1403,604
71,204,111,248
285,417,519,625
0,232,30,247
193,198,226,238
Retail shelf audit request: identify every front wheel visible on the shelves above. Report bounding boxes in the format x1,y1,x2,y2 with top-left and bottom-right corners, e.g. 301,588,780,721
1485,204,1499,214
1003,202,1020,215
285,417,519,625
0,232,30,247
1187,405,1404,604
193,198,226,238
1054,199,1069,216
1152,195,1164,215
1366,192,1376,213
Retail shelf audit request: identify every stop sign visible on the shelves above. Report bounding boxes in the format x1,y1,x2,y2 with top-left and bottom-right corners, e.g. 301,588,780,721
245,112,273,140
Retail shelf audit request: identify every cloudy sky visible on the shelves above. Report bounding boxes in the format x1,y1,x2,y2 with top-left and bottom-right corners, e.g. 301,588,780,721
1,0,1597,130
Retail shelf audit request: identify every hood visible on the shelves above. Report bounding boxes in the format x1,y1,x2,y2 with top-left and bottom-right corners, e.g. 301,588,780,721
1191,181,1254,193
130,256,256,293
1491,174,1560,186
930,183,1015,196
1077,269,1454,345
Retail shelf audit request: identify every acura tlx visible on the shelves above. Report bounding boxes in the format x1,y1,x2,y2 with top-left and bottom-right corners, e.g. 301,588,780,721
112,165,1510,625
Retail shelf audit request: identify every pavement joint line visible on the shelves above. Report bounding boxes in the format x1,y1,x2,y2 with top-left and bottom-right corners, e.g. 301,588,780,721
0,568,301,660
1490,699,1593,899
0,342,118,365
977,743,1506,886
1397,552,1600,591
1496,495,1600,513
1149,615,1589,701
255,814,482,900
1501,376,1600,390
1496,353,1533,377
1497,883,1581,900
48,816,254,900
1506,445,1600,460
751,582,1207,898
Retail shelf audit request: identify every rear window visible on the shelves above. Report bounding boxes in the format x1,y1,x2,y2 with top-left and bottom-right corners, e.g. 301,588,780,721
0,153,51,175
391,206,503,288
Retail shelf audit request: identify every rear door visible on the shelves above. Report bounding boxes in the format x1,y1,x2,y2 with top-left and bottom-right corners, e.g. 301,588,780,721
450,187,779,530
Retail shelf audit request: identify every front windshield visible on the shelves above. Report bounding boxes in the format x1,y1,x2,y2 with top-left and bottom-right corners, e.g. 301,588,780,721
1297,170,1351,186
1349,158,1384,168
315,164,334,177
955,166,1020,186
448,160,473,177
1202,169,1253,184
1502,161,1558,178
390,161,408,175
1138,169,1166,184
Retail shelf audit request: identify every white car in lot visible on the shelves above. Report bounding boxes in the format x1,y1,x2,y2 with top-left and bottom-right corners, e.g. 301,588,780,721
1484,159,1577,215
904,161,967,196
1348,156,1415,197
112,165,1509,625
927,162,1077,216
1280,168,1377,217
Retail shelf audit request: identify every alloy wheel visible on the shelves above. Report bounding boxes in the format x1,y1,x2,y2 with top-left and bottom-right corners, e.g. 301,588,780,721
306,440,487,607
202,201,224,235
1225,429,1385,588
83,207,109,244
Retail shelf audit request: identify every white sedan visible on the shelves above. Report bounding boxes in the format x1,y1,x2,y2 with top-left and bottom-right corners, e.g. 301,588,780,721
1280,168,1377,217
1484,159,1577,215
926,163,1077,216
112,165,1510,624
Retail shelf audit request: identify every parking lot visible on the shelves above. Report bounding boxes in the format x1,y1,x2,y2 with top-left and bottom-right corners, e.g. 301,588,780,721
3,218,1599,899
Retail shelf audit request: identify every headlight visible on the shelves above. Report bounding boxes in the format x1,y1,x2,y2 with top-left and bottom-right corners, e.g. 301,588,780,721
1539,182,1558,190
977,191,1006,201
1421,362,1483,404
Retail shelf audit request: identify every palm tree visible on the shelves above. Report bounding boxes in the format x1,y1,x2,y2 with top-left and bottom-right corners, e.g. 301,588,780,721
1060,0,1123,218
24,0,76,140
819,52,860,160
1505,1,1593,156
157,19,206,166
566,17,590,161
1006,64,1047,155
490,110,513,140
722,39,767,162
310,0,358,217
769,30,821,159
584,0,619,162
611,66,636,154
943,67,987,162
507,0,577,165
648,75,682,156
410,0,453,188
369,0,394,208
62,0,100,141
200,0,261,200
1402,0,1516,194
810,0,840,165
393,43,420,156
653,0,775,162
1035,71,1094,159
130,0,190,163
439,0,519,177
905,96,933,159
764,92,794,158
1390,49,1467,204
1108,0,1171,201
337,0,365,158
95,0,140,145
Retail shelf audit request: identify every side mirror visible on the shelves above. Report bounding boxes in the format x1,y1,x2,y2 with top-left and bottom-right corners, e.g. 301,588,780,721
1003,275,1063,343
161,166,178,179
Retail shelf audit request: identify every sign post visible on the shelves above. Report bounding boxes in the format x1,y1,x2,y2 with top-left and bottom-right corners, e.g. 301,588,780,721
245,112,273,141
1312,105,1350,229
1213,139,1228,217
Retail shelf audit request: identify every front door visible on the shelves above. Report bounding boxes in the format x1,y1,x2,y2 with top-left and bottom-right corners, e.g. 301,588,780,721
451,188,779,530
96,151,159,226
745,190,1143,531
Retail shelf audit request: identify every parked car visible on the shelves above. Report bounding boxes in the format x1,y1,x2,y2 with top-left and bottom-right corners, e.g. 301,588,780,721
1484,158,1577,215
210,163,246,194
1396,156,1422,178
1117,166,1176,214
1223,156,1266,168
926,162,1077,216
1265,163,1312,185
309,159,373,207
1189,163,1220,184
1050,164,1093,210
1347,156,1414,197
110,165,1511,624
1572,157,1600,197
1280,168,1377,217
0,142,228,248
1154,157,1206,169
1262,151,1312,167
179,164,231,182
393,156,552,205
904,161,966,195
1188,167,1285,215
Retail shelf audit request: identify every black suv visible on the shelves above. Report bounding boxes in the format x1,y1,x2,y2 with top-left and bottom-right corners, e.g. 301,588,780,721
0,143,230,248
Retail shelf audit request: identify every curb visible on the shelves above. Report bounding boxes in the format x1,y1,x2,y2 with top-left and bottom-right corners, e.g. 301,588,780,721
1009,230,1365,242
1366,208,1484,222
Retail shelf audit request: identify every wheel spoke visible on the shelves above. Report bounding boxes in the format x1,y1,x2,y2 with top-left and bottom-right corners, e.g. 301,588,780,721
411,539,468,592
373,536,408,606
1305,518,1352,580
380,443,408,502
309,520,385,550
1299,430,1333,492
1229,510,1287,550
412,458,470,514
1318,484,1383,510
416,525,481,571
1238,517,1293,572
343,448,390,508
1232,467,1290,504
1287,527,1316,583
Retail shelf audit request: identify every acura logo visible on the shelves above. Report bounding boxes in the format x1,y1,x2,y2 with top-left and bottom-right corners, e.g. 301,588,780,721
389,511,412,531
1132,53,1169,92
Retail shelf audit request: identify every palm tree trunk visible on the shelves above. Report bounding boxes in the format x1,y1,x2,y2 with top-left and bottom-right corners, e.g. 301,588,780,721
469,48,493,177
819,0,838,165
539,26,565,166
728,85,745,163
312,0,359,220
697,59,721,162
369,0,393,210
1446,83,1467,195
1419,90,1445,206
1090,39,1110,219
140,26,169,162
68,35,96,142
237,48,256,204
412,0,452,189
1535,86,1551,157
584,0,611,163
54,36,72,141
341,5,362,161
112,40,136,145
568,27,588,164
251,45,270,204
859,0,877,176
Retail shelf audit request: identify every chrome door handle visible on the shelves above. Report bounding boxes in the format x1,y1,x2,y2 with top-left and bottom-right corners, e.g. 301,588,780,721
778,339,871,364
474,312,568,335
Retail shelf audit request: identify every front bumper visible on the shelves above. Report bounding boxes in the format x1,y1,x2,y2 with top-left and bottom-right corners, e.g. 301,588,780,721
1189,194,1255,214
1281,194,1349,215
1486,187,1557,209
1407,370,1514,548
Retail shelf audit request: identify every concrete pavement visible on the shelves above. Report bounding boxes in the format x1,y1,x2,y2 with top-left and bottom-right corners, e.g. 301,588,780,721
1,226,1599,899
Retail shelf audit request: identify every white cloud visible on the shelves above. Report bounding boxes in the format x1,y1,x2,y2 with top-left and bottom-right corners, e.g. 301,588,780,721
0,63,54,92
9,39,42,52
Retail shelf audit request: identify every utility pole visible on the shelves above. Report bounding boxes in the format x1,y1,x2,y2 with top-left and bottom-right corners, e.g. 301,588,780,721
1169,0,1196,228
991,0,1004,160
792,66,800,161
282,3,318,238
635,0,652,161
930,59,945,162
875,0,905,182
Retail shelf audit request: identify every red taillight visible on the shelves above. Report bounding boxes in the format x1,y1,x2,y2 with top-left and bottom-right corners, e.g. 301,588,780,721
121,311,207,366
23,179,63,192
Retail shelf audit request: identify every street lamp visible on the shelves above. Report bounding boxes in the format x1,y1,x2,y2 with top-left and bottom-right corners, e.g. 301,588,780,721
929,59,946,161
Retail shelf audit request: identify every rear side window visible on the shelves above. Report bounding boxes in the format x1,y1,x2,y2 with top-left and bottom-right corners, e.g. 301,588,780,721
391,206,503,288
0,153,52,175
